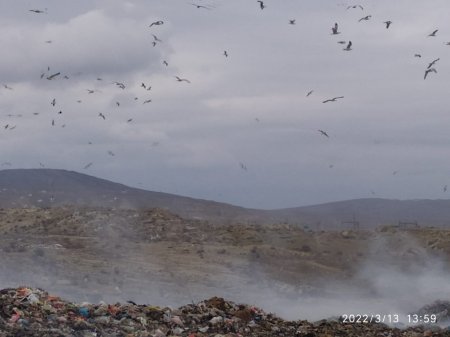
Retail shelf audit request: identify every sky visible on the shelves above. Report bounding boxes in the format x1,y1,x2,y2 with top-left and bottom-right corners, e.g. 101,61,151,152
1,0,450,209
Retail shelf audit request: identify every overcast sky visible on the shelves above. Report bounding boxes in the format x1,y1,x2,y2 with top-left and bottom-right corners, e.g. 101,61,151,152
1,0,450,209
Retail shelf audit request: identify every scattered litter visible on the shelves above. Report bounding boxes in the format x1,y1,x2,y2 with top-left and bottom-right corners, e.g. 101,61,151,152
0,288,449,336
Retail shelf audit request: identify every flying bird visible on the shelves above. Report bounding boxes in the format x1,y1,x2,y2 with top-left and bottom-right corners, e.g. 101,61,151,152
424,68,437,80
191,3,211,9
306,90,314,97
427,58,440,69
322,96,344,103
239,162,248,171
318,130,329,138
127,118,133,123
428,29,438,37
113,82,125,89
51,99,56,106
384,20,392,29
149,20,164,27
163,60,169,66
337,41,346,44
257,1,265,10
107,151,115,156
444,185,448,193
289,19,296,25
29,9,47,13
224,50,228,57
84,162,93,169
331,23,340,35
3,84,13,90
175,76,191,83
347,5,363,10
143,99,152,104
98,113,106,120
414,54,422,58
343,41,352,51
46,72,60,80
152,34,162,43
358,15,371,22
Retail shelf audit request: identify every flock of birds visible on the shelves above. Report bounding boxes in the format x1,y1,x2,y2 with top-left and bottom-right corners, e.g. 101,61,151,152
1,2,449,196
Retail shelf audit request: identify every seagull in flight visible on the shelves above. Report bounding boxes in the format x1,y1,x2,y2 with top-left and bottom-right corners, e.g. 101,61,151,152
358,15,372,22
29,9,47,14
322,96,344,103
143,99,152,104
384,21,392,29
289,19,296,25
306,90,314,97
428,29,438,37
149,20,164,27
257,1,265,10
47,72,60,80
424,68,437,80
331,23,340,35
152,34,162,43
175,76,191,83
191,3,211,9
343,41,352,51
224,50,228,57
163,60,169,66
427,58,440,69
347,5,363,10
239,162,248,171
414,54,422,58
84,162,93,169
3,84,13,90
113,82,125,89
98,113,106,120
51,98,56,106
107,151,115,156
318,130,329,138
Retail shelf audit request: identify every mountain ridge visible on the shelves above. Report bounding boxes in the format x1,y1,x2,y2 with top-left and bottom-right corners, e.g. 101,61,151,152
1,168,449,228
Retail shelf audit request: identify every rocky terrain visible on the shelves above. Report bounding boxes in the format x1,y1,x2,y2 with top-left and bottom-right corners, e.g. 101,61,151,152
0,206,449,326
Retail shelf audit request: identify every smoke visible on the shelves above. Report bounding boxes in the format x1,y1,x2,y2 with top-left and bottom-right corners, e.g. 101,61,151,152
237,230,450,325
1,209,449,328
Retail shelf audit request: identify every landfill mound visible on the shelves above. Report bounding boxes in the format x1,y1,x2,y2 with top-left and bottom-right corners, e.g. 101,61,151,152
1,288,449,337
415,301,450,325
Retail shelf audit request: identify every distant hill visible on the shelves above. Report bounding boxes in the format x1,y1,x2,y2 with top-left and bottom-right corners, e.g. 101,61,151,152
1,169,450,228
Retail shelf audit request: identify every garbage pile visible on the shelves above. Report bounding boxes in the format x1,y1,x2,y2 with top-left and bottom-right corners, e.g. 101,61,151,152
1,287,449,337
415,301,450,325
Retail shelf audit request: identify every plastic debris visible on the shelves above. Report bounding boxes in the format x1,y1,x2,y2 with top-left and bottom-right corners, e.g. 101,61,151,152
1,288,449,336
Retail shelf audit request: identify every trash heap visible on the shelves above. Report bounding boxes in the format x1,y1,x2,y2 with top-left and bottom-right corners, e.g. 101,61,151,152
1,288,450,337
415,301,450,325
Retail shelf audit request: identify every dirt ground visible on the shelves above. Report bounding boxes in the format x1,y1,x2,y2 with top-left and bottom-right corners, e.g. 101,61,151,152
0,207,449,318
